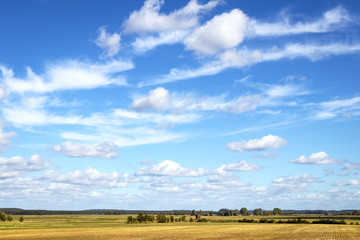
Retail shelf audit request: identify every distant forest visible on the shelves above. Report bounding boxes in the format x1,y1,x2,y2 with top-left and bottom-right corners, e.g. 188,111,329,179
1,208,359,216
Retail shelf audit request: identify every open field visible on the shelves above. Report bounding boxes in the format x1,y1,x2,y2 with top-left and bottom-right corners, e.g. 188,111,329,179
1,215,360,240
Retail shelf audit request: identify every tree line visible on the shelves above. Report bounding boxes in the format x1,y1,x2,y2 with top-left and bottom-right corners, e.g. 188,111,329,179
0,211,23,222
1,208,359,216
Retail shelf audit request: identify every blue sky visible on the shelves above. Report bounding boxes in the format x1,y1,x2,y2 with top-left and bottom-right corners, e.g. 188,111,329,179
0,0,359,211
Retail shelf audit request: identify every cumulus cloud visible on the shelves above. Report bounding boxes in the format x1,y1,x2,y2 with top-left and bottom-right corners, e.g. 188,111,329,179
185,9,248,55
131,87,171,111
0,59,133,94
271,174,319,193
95,27,121,58
41,167,130,188
123,0,219,33
135,160,206,177
219,161,262,172
227,134,287,152
131,87,260,114
53,141,119,159
0,124,17,153
333,179,360,187
208,160,261,182
290,151,337,165
341,162,360,171
0,155,51,179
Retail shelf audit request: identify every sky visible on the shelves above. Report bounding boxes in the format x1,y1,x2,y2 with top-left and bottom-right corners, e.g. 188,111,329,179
0,0,359,211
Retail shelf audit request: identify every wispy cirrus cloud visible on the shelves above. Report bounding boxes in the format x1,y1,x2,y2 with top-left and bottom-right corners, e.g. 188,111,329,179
250,6,353,37
0,59,133,95
139,42,360,86
131,87,260,114
313,96,360,120
123,0,220,34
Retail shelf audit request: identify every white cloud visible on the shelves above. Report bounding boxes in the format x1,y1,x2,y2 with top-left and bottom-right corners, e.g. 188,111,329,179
227,134,287,152
271,174,319,193
264,84,309,99
95,27,121,58
184,9,249,55
333,179,360,187
131,87,171,111
0,155,51,179
208,160,262,182
135,160,206,177
341,162,360,171
0,123,17,153
138,49,262,86
314,96,360,120
131,87,260,114
132,30,189,53
219,161,262,172
41,167,131,188
0,85,5,101
123,0,219,34
53,141,119,159
140,42,360,86
290,151,337,165
263,43,360,62
0,59,133,94
251,6,353,37
251,152,279,159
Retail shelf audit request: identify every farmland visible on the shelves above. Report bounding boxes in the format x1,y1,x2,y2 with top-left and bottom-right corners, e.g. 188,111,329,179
1,215,360,240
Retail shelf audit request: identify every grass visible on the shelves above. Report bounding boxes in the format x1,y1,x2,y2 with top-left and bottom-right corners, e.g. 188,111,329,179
0,215,359,239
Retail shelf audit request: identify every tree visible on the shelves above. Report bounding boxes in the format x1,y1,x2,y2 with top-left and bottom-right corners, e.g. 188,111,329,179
144,215,154,222
234,209,239,216
240,207,248,216
137,213,145,223
0,211,6,222
127,216,133,223
253,208,262,216
7,215,13,221
191,210,197,216
273,208,283,215
156,214,167,223
19,216,24,222
170,216,174,222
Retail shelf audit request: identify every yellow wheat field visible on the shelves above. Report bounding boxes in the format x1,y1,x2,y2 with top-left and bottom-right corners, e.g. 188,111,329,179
1,222,359,240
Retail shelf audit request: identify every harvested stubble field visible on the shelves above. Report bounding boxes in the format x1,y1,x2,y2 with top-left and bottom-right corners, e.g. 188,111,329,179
0,215,359,240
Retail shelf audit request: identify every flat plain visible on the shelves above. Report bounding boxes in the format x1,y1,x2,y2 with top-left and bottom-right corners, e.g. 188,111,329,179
1,215,359,240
